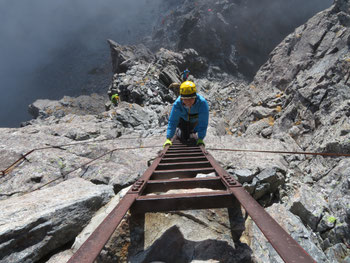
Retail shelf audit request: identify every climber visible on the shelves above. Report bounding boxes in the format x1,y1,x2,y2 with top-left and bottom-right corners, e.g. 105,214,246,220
110,93,119,106
164,81,209,147
105,93,120,111
181,68,190,81
168,69,191,97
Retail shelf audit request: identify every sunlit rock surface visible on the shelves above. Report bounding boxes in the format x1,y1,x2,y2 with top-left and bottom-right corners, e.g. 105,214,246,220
1,0,349,262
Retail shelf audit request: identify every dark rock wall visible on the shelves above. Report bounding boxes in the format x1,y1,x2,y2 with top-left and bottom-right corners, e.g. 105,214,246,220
149,0,333,78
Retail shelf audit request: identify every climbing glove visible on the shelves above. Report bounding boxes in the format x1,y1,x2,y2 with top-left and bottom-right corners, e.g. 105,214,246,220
196,139,205,146
163,139,172,147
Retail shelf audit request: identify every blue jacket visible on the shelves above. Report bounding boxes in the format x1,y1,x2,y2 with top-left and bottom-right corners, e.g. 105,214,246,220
166,94,209,140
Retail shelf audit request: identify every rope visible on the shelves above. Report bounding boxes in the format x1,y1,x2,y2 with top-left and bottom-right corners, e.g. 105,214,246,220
4,139,349,195
19,145,163,194
0,136,163,177
206,148,350,157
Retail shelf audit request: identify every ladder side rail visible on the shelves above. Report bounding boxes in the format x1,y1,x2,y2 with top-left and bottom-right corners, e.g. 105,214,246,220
67,146,169,263
201,146,316,263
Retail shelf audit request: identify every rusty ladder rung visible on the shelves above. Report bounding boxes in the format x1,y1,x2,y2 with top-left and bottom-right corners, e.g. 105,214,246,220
143,177,225,193
132,190,235,213
151,167,216,179
164,152,204,157
160,156,207,163
156,161,212,170
168,149,203,154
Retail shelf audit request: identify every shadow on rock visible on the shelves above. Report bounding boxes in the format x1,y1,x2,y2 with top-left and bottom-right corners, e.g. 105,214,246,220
127,206,252,263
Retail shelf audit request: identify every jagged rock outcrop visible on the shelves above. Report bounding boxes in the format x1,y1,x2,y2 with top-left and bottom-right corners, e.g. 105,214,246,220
0,110,303,263
1,1,349,262
0,113,165,198
0,178,114,263
26,94,107,124
231,0,350,153
107,44,248,120
148,0,332,78
226,0,350,260
247,203,329,262
108,40,155,74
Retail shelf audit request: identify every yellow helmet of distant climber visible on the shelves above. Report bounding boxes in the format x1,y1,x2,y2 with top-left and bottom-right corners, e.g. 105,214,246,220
111,94,119,104
180,81,197,98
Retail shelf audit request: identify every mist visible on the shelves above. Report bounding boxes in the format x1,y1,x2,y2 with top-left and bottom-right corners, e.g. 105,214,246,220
0,0,163,127
0,0,333,128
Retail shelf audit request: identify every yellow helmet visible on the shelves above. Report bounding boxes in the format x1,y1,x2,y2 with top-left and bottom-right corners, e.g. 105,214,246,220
180,81,196,98
111,94,119,103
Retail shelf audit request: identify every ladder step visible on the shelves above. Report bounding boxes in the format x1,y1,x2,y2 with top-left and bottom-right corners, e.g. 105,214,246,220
160,156,207,163
156,161,211,170
151,167,216,180
132,191,235,213
143,177,225,193
166,149,203,154
164,153,204,158
168,146,200,150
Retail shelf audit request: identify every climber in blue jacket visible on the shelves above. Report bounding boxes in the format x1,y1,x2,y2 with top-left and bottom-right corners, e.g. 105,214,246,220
164,81,209,147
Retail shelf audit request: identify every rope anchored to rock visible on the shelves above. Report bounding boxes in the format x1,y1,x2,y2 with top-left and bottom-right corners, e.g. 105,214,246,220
206,148,350,157
27,145,163,193
0,136,163,177
2,141,349,194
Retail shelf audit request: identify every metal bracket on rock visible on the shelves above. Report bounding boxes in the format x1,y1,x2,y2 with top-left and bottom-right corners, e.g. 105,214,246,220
129,179,145,193
222,174,241,188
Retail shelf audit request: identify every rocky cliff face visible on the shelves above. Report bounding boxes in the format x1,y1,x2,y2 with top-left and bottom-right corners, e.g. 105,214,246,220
148,0,332,78
1,0,349,262
227,0,350,260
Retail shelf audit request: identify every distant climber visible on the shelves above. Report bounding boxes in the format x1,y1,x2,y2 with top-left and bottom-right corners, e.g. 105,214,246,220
168,69,191,97
105,77,121,111
164,81,209,147
110,93,119,106
180,68,190,81
105,92,119,111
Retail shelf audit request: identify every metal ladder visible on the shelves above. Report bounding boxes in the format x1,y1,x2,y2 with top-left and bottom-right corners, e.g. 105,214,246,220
68,138,315,263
